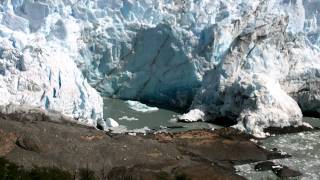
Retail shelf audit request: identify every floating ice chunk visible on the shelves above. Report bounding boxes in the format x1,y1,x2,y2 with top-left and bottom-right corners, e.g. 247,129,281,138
250,139,258,143
169,115,178,123
272,165,283,169
128,132,136,136
108,125,128,134
106,118,119,127
302,122,313,129
97,118,119,130
179,109,205,122
119,116,139,121
126,100,159,113
108,125,151,135
130,127,151,135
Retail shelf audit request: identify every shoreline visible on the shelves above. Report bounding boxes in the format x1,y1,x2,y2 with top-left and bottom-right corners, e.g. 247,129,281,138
0,109,314,179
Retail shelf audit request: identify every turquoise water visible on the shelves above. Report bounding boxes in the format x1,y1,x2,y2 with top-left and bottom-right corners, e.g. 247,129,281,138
103,98,320,179
103,98,222,132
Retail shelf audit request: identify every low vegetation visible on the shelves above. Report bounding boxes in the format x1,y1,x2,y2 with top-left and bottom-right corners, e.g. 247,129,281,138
0,158,97,180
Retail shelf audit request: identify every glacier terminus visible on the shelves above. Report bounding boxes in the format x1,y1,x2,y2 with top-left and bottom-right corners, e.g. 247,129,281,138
0,0,319,137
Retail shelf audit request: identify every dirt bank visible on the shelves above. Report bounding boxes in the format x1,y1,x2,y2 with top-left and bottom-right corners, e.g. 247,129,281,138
0,109,290,179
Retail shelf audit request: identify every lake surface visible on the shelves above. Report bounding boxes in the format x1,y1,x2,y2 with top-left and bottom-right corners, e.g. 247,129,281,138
103,98,222,132
104,98,320,179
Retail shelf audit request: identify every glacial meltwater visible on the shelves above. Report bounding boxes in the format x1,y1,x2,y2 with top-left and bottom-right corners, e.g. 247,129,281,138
103,98,320,179
103,98,222,133
236,117,320,180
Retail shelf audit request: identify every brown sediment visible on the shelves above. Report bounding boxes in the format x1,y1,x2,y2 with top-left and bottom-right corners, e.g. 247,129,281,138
0,129,17,156
0,110,293,179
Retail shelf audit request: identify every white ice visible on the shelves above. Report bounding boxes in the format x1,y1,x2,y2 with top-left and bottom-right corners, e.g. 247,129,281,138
0,0,319,136
126,100,159,113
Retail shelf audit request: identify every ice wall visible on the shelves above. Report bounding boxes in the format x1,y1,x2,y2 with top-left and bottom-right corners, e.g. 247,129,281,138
0,0,104,125
0,0,319,135
188,0,320,136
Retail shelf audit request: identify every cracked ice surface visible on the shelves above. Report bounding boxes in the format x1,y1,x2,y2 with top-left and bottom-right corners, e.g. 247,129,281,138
0,0,104,125
0,0,319,135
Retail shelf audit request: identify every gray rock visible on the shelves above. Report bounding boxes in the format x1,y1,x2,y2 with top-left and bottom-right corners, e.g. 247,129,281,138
16,135,45,153
272,166,302,178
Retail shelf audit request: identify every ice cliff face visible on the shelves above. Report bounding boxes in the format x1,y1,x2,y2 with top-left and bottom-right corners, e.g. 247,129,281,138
0,0,319,136
0,0,104,125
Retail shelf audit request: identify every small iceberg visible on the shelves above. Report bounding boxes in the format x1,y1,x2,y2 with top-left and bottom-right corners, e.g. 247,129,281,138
108,125,128,134
106,118,120,127
119,116,139,121
97,118,119,131
178,109,205,122
108,126,151,135
126,127,151,136
125,100,159,113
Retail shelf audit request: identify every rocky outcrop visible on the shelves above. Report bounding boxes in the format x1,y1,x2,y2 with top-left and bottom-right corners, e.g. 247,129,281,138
0,109,291,179
255,161,302,178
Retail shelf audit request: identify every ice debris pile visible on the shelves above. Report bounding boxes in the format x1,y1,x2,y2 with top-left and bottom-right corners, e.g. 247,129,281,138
0,0,319,136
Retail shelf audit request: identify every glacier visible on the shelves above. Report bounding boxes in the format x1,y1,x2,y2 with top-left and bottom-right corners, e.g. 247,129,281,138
0,0,319,136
